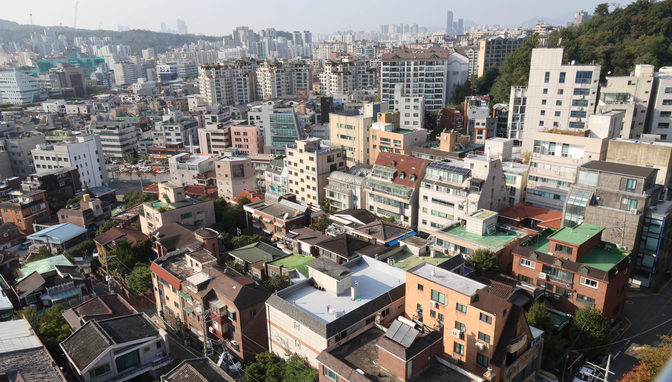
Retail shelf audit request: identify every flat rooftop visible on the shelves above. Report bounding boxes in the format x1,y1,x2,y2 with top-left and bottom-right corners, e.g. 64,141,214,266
548,223,604,246
411,263,485,297
438,224,521,250
577,242,629,271
268,254,315,277
277,258,405,324
155,254,194,279
328,328,399,382
173,154,212,164
394,128,417,134
521,229,554,253
470,209,496,219
391,251,453,271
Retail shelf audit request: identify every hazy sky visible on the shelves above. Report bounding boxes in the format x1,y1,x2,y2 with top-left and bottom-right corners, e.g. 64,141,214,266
2,0,620,36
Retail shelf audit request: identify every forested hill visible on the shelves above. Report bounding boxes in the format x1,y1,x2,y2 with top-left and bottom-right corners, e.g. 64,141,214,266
486,0,672,104
0,20,293,54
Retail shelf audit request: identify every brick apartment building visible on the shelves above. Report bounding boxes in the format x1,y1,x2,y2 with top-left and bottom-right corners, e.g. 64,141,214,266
0,189,51,235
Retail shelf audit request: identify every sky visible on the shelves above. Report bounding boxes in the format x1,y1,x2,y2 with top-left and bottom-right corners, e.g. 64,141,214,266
2,0,624,36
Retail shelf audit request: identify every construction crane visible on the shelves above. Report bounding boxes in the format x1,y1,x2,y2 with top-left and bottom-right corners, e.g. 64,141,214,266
66,1,78,52
30,14,33,33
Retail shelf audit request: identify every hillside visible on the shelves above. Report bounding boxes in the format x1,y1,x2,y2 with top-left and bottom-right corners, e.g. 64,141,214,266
0,20,294,55
486,0,672,104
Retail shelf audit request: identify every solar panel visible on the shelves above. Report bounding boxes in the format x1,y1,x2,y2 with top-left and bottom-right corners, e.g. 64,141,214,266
385,320,420,347
400,328,420,348
385,320,403,340
429,162,471,175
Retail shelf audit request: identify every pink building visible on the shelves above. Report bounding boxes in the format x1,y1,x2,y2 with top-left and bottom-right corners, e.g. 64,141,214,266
229,124,264,154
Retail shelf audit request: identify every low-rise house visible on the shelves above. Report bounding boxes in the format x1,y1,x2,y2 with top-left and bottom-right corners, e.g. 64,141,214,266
0,319,68,381
169,153,217,186
216,151,256,201
326,208,379,236
0,222,23,250
325,171,367,211
94,227,149,264
0,274,13,321
161,358,235,382
57,194,112,236
60,314,172,382
351,220,415,246
282,227,330,257
265,256,406,367
227,241,287,280
0,189,51,235
497,203,562,233
62,294,138,330
13,258,91,309
139,181,216,235
429,210,527,274
244,194,311,241
26,223,88,253
0,250,20,281
316,233,391,264
513,223,632,323
404,263,544,382
377,236,466,274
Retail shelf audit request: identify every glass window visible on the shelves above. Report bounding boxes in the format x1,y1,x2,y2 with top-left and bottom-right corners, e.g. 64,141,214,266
454,342,464,356
323,366,340,382
559,72,566,83
477,353,489,368
575,71,593,84
456,303,467,313
478,332,491,344
431,290,445,304
479,313,492,324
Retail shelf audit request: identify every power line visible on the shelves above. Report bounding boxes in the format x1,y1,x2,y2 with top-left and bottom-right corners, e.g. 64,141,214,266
572,317,672,353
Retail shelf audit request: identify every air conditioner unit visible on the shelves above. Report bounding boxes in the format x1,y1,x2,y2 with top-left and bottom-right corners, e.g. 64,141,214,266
544,291,551,297
630,208,638,214
553,294,561,300
539,272,548,280
475,341,486,351
429,300,439,308
450,356,460,364
452,328,464,339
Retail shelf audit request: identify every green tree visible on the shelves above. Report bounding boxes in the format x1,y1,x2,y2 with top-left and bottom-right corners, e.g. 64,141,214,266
90,257,102,273
261,274,292,293
309,214,329,233
526,302,553,332
95,220,120,236
66,196,82,206
16,305,70,355
542,334,569,370
620,335,672,382
236,196,251,209
321,198,331,214
245,351,316,382
489,34,541,104
46,191,70,214
27,247,53,263
110,240,138,276
226,260,246,274
283,353,318,382
66,240,97,258
465,248,499,274
83,182,95,198
450,77,474,104
127,264,152,293
570,305,611,353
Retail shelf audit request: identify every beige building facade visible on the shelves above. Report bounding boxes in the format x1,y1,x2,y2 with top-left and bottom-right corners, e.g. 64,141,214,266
329,112,372,168
215,154,256,201
139,182,216,234
287,138,345,206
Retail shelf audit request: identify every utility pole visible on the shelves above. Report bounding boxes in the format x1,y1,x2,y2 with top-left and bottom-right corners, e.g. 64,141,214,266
103,255,117,294
586,354,613,382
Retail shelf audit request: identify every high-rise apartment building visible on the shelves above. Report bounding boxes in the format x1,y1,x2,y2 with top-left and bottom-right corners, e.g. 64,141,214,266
32,135,108,188
380,49,467,111
319,58,375,96
369,111,427,165
91,121,139,159
392,84,425,129
649,67,672,140
477,35,529,78
265,109,304,155
520,47,601,153
198,61,257,106
329,111,373,168
446,11,454,37
255,61,311,99
177,19,188,35
0,131,46,178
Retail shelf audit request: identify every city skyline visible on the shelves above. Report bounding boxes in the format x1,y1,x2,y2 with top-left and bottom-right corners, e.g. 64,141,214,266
2,0,618,36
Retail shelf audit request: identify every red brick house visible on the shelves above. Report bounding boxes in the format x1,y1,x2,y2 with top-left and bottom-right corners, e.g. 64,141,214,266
512,223,632,323
243,196,310,241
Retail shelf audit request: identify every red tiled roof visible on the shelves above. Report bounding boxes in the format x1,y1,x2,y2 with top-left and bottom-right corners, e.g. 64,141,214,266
498,203,562,230
194,170,216,179
232,190,264,204
374,152,429,188
184,185,218,196
143,183,159,193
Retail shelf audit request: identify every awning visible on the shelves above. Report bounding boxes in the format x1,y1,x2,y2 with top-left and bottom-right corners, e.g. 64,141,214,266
209,298,225,310
183,306,194,314
387,231,417,246
49,288,80,302
179,291,190,299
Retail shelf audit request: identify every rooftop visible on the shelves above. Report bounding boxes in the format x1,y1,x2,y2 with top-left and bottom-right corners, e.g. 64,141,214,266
583,160,657,179
498,203,563,230
547,223,604,246
323,328,398,382
162,358,234,382
438,224,521,251
394,128,417,134
577,242,630,271
521,229,554,253
229,241,287,264
17,254,73,281
470,209,496,220
390,250,453,271
0,319,42,353
172,153,213,164
268,253,315,277
411,263,485,297
277,257,405,324
27,223,87,243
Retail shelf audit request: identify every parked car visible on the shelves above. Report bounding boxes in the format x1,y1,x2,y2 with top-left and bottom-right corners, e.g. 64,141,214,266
573,365,599,382
225,354,242,373
19,242,31,250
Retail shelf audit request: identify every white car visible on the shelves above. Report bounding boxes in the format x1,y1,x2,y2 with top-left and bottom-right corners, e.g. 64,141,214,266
573,365,599,382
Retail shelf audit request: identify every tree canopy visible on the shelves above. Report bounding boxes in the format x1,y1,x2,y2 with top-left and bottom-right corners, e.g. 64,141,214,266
245,352,317,382
127,264,153,293
570,305,611,353
466,248,499,274
620,335,672,382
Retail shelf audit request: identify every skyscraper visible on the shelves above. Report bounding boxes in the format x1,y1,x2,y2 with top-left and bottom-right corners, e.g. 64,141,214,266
160,22,166,33
458,19,464,34
177,19,188,35
446,11,454,37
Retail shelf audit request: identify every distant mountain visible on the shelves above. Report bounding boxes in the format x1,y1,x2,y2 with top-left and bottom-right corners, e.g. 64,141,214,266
511,12,576,28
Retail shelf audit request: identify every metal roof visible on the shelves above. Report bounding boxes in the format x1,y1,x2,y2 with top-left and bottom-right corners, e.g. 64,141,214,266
27,223,87,243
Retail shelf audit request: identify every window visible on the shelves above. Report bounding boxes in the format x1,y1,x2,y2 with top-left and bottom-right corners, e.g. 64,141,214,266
580,276,598,288
250,308,257,318
477,353,489,368
115,350,140,372
544,72,550,83
480,313,492,324
417,284,424,291
543,88,548,94
559,72,566,83
89,364,111,379
323,366,340,382
577,294,596,306
555,244,573,255
454,342,464,356
625,179,637,192
555,111,561,117
456,303,467,313
520,258,535,268
478,332,491,344
431,290,445,304
621,197,638,211
556,100,562,106
665,87,672,94
455,321,465,331
574,88,590,96
576,71,593,84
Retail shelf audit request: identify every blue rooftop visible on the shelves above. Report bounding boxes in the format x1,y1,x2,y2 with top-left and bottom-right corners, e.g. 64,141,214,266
28,223,88,243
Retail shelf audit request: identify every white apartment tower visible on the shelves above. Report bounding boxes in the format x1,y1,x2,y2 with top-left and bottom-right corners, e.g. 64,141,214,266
198,61,257,106
32,135,108,187
520,47,601,153
255,61,311,99
649,67,672,141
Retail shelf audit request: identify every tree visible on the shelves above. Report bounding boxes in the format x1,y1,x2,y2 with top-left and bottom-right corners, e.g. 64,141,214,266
542,334,569,370
66,240,97,258
27,247,53,263
226,260,246,274
489,35,540,104
16,305,70,355
321,198,331,214
245,352,316,382
95,219,120,236
236,196,251,209
450,77,474,105
570,305,611,353
83,182,95,198
90,257,101,273
283,353,318,382
620,335,672,382
110,240,137,276
66,196,82,206
127,264,152,293
309,214,329,233
465,248,499,274
526,302,553,332
261,274,292,293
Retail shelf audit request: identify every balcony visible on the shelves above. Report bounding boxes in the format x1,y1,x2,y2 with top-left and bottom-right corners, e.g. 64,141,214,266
509,333,527,353
113,356,172,382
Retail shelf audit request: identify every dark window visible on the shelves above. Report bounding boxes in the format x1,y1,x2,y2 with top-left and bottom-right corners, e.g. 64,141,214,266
479,313,492,324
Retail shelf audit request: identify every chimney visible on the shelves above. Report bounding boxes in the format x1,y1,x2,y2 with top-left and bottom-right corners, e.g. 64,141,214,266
430,248,436,258
351,281,359,301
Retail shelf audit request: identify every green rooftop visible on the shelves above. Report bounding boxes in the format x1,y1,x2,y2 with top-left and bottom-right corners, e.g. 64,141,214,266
521,229,555,253
471,210,496,219
152,201,169,209
438,224,521,250
390,251,453,271
17,254,73,281
269,253,315,277
547,223,604,246
577,242,630,271
451,144,481,154
394,128,416,134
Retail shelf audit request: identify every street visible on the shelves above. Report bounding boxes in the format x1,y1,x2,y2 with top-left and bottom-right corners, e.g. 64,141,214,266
605,281,672,381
